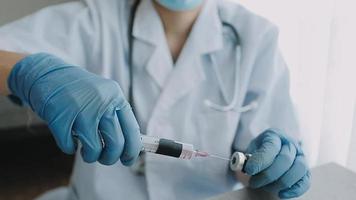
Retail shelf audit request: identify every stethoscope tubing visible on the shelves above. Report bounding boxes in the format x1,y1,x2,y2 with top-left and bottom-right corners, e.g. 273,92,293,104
127,0,258,113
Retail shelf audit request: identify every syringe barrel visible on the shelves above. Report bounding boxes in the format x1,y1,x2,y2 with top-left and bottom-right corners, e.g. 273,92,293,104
230,152,251,172
140,135,195,160
140,135,160,153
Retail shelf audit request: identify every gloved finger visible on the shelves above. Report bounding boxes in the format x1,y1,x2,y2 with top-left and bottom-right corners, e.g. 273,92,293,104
249,142,297,188
49,124,76,154
72,115,102,163
75,130,103,163
48,112,76,155
264,155,307,193
279,171,311,199
97,108,125,165
116,103,141,166
49,124,75,155
245,131,282,175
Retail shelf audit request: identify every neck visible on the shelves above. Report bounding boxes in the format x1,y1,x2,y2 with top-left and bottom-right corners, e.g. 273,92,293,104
153,1,204,61
153,2,203,37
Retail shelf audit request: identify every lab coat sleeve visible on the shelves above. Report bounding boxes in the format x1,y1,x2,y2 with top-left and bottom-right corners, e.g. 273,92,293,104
0,2,96,67
232,27,301,152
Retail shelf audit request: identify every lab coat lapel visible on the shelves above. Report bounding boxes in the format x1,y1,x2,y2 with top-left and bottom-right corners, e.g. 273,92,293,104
132,0,173,88
152,0,224,113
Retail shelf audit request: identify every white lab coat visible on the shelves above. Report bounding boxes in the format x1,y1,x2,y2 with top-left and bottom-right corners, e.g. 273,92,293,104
0,0,300,199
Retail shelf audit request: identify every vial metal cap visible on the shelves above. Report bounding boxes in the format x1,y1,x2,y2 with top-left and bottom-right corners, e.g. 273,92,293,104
230,152,249,172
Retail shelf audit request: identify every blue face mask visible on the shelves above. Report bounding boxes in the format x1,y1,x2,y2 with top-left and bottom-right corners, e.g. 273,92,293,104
155,0,204,11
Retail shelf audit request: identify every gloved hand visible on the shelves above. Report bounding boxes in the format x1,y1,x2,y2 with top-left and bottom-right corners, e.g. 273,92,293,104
244,129,311,199
8,53,141,166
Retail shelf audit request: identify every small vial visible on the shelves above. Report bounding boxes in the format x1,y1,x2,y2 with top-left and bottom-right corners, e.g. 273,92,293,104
230,152,251,172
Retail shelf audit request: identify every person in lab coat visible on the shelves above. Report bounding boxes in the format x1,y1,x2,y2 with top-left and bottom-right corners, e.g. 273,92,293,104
0,0,311,199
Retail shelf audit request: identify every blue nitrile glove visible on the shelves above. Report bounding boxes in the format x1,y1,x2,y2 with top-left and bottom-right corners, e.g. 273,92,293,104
244,129,311,199
8,53,141,166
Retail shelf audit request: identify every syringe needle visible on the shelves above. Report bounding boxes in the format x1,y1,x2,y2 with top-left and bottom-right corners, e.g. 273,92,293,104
195,150,230,161
208,154,230,161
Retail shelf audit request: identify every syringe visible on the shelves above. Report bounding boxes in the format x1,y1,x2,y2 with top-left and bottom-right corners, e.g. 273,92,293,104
140,135,209,160
140,135,250,172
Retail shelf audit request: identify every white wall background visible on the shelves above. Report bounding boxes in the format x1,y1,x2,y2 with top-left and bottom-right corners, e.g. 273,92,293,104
233,0,356,171
0,0,72,26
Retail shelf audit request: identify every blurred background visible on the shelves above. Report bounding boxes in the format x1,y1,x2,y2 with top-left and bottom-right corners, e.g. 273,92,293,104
0,0,355,199
0,1,74,199
234,0,356,170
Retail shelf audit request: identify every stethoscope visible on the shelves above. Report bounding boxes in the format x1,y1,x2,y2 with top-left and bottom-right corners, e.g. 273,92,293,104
127,0,258,113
